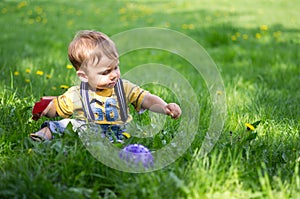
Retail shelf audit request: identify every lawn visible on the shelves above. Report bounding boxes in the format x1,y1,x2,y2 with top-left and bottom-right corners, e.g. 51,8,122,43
0,0,299,198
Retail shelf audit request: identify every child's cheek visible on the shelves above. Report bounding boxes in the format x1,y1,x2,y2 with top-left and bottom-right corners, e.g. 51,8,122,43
96,75,105,83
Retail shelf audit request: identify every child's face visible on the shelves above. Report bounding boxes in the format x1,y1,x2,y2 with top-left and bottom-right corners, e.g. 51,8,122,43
80,56,120,90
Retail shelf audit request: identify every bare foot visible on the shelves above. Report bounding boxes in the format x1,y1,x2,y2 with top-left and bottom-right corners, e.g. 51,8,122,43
30,127,52,141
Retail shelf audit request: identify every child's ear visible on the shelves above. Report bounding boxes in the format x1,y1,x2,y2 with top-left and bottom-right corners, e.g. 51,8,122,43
77,70,88,82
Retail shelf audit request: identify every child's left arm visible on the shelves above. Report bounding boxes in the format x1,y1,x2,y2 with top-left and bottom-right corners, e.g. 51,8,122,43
141,93,181,119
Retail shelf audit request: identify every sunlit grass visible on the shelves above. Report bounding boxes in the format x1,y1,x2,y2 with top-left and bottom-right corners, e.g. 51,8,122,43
0,0,299,198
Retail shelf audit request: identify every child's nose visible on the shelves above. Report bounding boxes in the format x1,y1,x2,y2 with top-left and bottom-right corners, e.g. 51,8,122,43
110,70,118,79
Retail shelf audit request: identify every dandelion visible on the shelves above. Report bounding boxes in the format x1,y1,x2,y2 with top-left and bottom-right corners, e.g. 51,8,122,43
188,24,195,30
25,79,30,83
273,31,281,38
46,74,52,79
66,64,73,69
76,10,82,16
68,8,75,15
119,7,126,14
182,24,195,30
67,20,74,27
214,11,221,17
122,132,131,139
35,16,42,23
182,24,188,29
164,22,170,28
245,123,255,131
14,71,20,76
17,1,28,9
25,68,31,73
255,33,261,39
42,18,48,24
242,34,249,40
231,35,237,41
260,25,268,31
2,8,7,14
27,19,35,25
60,85,69,89
35,6,43,14
36,70,44,76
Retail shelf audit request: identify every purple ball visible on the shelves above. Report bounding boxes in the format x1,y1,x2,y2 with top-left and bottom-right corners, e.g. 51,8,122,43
119,144,154,168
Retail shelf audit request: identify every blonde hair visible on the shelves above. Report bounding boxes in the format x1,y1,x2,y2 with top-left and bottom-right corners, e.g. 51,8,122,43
68,30,118,71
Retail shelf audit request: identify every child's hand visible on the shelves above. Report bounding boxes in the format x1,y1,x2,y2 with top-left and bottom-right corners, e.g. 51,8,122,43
165,103,181,119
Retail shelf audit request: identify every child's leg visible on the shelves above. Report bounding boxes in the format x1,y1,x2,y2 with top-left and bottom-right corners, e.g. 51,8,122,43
30,119,73,141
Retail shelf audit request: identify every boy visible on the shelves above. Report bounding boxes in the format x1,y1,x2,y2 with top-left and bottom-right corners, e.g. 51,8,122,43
30,30,181,142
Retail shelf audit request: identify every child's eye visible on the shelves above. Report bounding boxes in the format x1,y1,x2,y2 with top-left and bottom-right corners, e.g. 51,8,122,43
102,70,110,75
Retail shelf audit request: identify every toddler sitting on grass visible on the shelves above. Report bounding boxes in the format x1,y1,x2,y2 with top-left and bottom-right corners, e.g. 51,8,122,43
30,30,181,142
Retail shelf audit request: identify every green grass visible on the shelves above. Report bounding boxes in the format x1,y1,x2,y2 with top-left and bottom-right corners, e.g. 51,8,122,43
0,0,299,198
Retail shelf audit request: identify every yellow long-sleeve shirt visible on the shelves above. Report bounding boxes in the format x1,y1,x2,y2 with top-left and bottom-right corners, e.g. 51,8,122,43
53,79,148,125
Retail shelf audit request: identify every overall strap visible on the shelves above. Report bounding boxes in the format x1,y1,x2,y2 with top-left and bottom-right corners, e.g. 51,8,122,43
80,79,128,122
114,79,128,122
80,82,95,121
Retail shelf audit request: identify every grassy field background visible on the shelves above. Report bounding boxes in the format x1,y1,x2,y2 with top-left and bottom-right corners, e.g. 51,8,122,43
0,0,299,198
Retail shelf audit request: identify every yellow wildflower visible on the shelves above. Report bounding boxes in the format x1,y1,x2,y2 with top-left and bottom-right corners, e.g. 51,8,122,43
245,123,255,131
231,35,237,41
2,8,7,14
122,132,131,139
25,68,31,73
255,33,261,39
42,18,48,24
182,24,188,29
119,7,126,14
182,24,195,30
66,64,73,69
35,16,41,23
14,71,20,76
17,1,27,9
36,70,44,76
188,24,195,30
260,25,268,31
28,19,35,25
273,31,281,38
60,85,69,89
67,20,74,27
35,6,43,14
242,34,249,40
46,74,52,79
